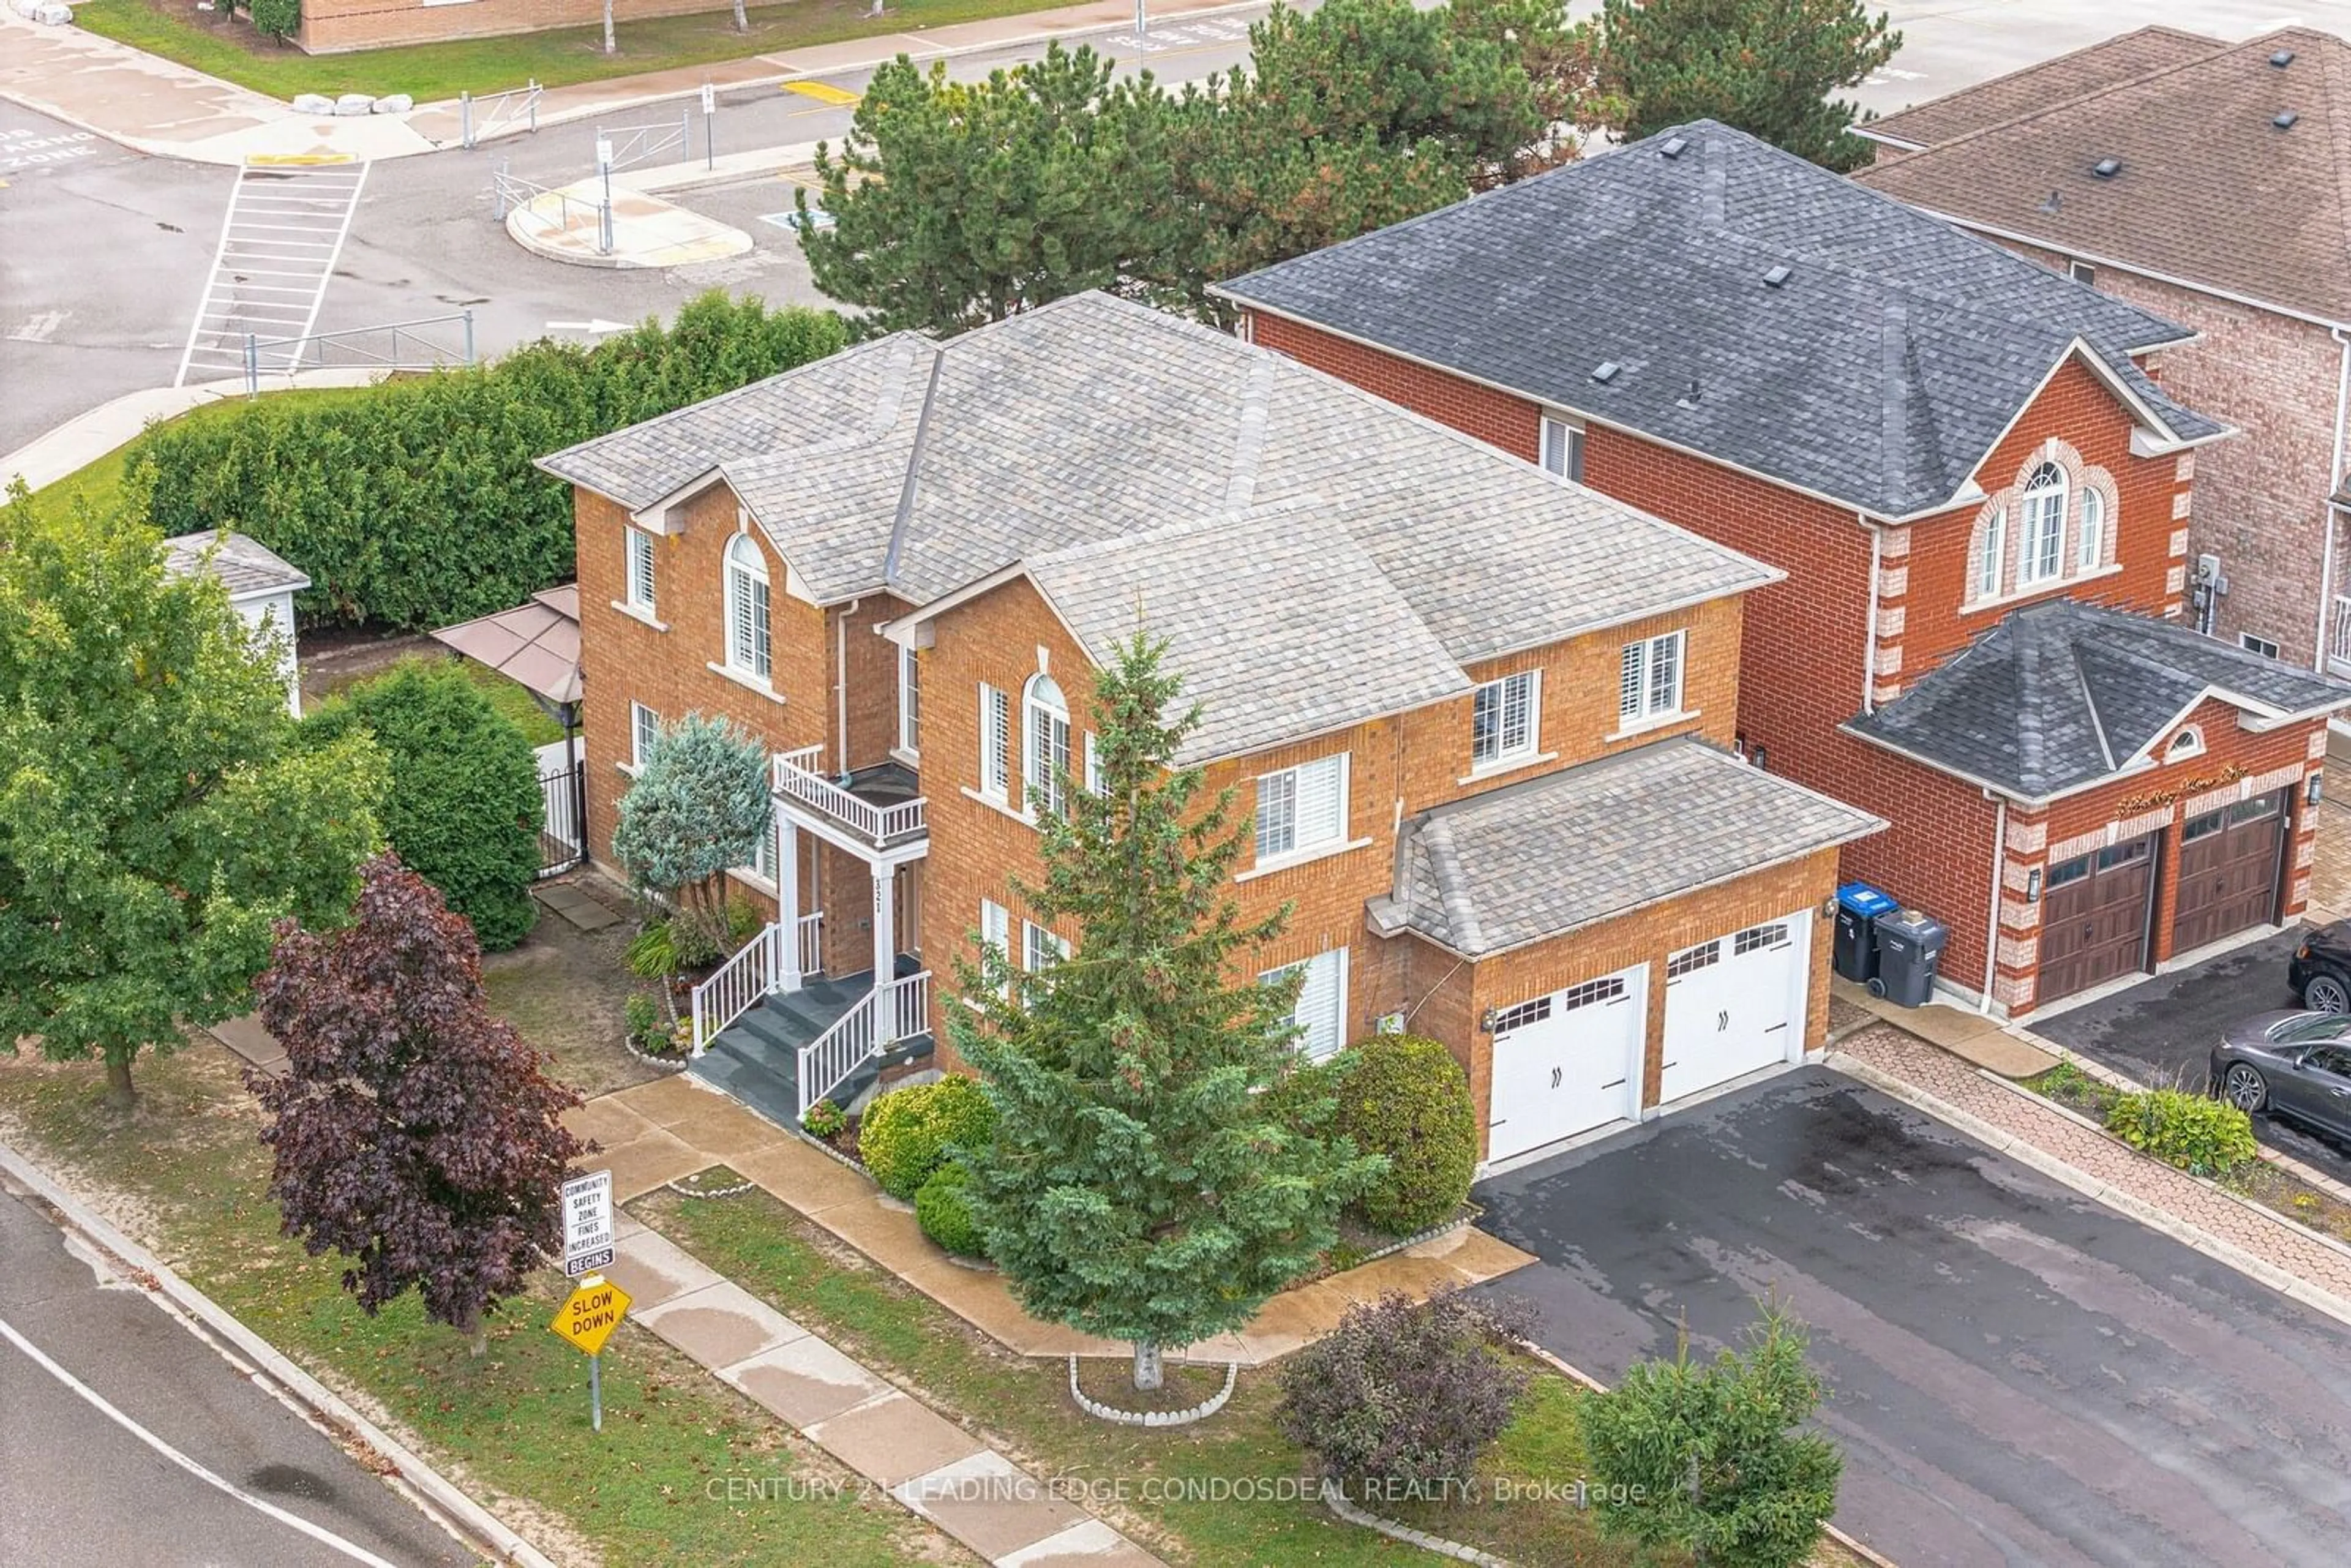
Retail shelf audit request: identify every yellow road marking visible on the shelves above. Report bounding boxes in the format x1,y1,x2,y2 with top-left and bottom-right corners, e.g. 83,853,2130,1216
782,80,860,107
246,152,356,166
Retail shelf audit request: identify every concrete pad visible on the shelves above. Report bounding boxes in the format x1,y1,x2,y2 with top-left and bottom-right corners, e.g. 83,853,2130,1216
506,184,751,271
896,1260,1120,1358
564,1097,657,1150
817,1194,947,1277
999,1519,1164,1568
595,1128,710,1200
1403,1223,1537,1281
599,1231,721,1313
719,1334,894,1428
806,1392,986,1487
673,1100,795,1163
205,1013,287,1075
1232,1281,1350,1364
1317,1250,1484,1308
733,1142,882,1215
610,1071,732,1131
535,883,622,932
634,1278,809,1368
894,1450,1089,1562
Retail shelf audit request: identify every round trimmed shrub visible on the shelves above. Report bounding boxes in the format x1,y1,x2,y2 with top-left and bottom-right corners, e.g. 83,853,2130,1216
858,1076,998,1200
300,660,541,950
2107,1087,2259,1177
251,0,300,39
915,1161,986,1258
1330,1034,1478,1236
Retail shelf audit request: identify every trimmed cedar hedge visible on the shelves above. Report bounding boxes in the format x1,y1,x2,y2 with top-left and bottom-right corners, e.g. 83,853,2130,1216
133,292,846,631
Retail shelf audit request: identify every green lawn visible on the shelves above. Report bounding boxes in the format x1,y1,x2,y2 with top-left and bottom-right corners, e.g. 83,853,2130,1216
0,1042,970,1566
643,1179,1682,1567
76,0,1078,105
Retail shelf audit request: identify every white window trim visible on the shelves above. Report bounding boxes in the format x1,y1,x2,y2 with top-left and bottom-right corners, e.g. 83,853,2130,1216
898,643,921,760
1618,630,1685,724
624,526,658,615
978,683,1013,804
623,701,659,778
1469,669,1542,772
1963,560,2124,617
1539,414,1586,483
1458,749,1561,787
1024,673,1072,818
980,899,1011,998
1083,732,1103,796
1022,920,1070,972
1261,947,1350,1062
1234,834,1377,883
723,533,772,681
961,784,1037,828
1603,707,1701,745
608,599,670,633
1251,752,1350,868
2016,467,2068,588
2077,487,2105,570
2165,726,2205,762
1978,507,2006,600
704,659,787,706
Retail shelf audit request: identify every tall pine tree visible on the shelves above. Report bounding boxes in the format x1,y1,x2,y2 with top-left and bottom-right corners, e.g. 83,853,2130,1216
951,634,1381,1393
1602,0,1900,171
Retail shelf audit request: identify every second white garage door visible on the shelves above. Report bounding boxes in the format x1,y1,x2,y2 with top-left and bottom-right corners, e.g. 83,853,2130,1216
1660,914,1809,1105
1487,964,1647,1164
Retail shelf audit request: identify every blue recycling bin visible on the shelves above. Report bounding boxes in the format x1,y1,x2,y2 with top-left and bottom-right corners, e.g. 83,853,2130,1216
1834,882,1897,985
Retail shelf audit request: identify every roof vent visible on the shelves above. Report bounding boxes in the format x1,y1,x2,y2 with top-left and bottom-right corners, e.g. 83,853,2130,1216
2093,157,2121,179
2271,48,2296,68
1660,135,1689,159
2037,189,2063,214
1676,378,1701,410
2275,110,2300,129
1763,264,1792,288
1591,361,1621,384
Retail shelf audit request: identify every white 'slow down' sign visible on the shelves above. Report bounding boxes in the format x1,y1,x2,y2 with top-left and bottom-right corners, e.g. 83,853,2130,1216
563,1170,615,1278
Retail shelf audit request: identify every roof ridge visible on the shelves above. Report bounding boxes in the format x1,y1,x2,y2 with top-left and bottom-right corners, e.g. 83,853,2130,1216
1867,24,2226,141
1225,356,1277,512
1878,299,1911,505
882,347,945,593
1418,817,1485,956
2321,40,2351,296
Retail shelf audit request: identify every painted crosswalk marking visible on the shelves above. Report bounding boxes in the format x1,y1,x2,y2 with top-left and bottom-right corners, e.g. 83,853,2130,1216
174,160,369,388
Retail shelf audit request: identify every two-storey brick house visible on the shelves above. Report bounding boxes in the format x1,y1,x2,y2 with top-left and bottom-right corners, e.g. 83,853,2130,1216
1218,119,2351,1017
542,292,1880,1168
1857,27,2351,676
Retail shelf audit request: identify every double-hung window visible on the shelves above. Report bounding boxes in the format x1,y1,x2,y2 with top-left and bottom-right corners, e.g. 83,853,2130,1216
724,534,771,681
624,527,657,614
2017,462,2066,587
1471,670,1539,770
1979,508,2006,599
630,702,660,771
1023,920,1070,973
1024,673,1071,818
1262,948,1348,1061
978,684,1012,801
1084,732,1103,796
979,899,1011,997
1618,631,1684,725
1540,416,1586,482
1256,754,1347,864
898,645,921,756
2077,487,2105,570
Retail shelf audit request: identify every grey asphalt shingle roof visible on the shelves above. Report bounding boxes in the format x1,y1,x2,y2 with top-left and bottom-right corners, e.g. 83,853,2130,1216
160,530,310,600
1215,119,2222,519
1371,738,1884,958
542,293,1780,760
1846,600,2351,800
1861,25,2221,151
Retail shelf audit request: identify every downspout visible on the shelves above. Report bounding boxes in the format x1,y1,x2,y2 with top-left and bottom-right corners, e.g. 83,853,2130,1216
2314,327,2351,673
1980,789,2007,1015
1861,516,1882,715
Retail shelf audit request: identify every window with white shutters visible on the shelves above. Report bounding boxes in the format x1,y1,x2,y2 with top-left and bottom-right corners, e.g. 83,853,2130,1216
724,534,771,680
1471,670,1538,768
1263,948,1348,1061
898,645,921,754
1618,632,1684,723
979,685,1011,801
1024,674,1071,817
1255,754,1346,862
625,527,656,613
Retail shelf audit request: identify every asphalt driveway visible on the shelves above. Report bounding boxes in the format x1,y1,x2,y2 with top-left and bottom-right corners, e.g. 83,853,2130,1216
1474,1067,2351,1568
2031,928,2351,1179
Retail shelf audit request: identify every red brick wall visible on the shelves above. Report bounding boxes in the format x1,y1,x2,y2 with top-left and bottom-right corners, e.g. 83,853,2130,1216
1247,315,1542,462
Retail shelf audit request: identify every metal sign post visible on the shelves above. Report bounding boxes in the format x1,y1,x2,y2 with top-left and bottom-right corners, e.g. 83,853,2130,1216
594,137,615,256
550,1273,631,1433
1135,0,1147,50
702,83,716,171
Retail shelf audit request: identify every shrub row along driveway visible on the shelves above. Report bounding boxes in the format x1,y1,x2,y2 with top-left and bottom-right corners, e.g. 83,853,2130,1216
2032,928,2351,1182
1472,1067,2351,1568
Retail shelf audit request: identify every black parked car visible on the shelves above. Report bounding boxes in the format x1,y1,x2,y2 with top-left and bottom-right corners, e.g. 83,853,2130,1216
2288,921,2351,1013
2212,1011,2351,1140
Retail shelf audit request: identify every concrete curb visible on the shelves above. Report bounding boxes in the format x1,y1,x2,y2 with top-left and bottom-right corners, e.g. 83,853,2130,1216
1827,1050,2351,1333
0,1136,561,1568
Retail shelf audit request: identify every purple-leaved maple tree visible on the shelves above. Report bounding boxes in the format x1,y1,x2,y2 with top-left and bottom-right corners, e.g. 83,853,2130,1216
251,853,588,1354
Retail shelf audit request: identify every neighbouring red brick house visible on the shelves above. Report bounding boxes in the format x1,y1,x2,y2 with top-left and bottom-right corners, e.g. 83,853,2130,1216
1218,119,2351,1018
539,291,1882,1167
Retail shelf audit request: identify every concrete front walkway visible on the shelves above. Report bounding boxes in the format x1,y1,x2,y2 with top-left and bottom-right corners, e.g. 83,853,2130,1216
569,1071,1534,1364
605,1210,1163,1568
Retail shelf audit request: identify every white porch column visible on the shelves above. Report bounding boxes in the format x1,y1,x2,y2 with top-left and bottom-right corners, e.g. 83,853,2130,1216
776,816,802,991
872,863,896,1012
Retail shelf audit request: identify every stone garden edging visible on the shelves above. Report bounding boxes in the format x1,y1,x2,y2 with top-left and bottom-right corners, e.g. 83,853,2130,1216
1067,1356,1237,1427
1323,1488,1514,1566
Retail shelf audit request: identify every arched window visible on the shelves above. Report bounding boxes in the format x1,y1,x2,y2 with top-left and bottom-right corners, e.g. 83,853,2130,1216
1978,507,2007,600
2167,726,2203,762
2078,486,2105,570
1024,673,1070,817
724,533,771,681
2018,462,2068,587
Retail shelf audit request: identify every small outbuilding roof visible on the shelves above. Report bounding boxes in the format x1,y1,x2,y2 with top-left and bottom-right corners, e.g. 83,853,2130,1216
430,585,582,709
1370,738,1884,959
160,530,310,601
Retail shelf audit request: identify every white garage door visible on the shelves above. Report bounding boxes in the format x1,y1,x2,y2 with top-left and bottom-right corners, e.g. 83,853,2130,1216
1487,965,1646,1163
1661,913,1809,1105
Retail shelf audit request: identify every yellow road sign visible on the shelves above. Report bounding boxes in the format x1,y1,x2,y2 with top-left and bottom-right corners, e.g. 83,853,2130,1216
782,80,860,107
550,1275,631,1357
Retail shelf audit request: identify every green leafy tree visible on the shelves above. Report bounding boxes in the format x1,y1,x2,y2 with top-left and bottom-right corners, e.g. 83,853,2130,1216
300,660,542,951
952,634,1383,1394
250,0,299,41
611,713,770,953
0,493,383,1108
1601,0,1900,171
1578,1300,1845,1567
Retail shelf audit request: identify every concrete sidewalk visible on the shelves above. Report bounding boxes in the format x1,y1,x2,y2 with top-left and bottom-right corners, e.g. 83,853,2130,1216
0,369,384,495
2,0,1264,167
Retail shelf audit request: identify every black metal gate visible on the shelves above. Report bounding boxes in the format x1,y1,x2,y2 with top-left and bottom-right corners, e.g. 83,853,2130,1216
536,745,587,878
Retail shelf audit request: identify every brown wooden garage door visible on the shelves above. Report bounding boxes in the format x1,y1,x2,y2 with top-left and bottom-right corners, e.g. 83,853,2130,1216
2172,793,2285,953
2039,835,2155,1003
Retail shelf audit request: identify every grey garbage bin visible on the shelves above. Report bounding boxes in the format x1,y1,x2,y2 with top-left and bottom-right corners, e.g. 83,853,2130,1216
1870,909,1948,1008
1834,882,1897,985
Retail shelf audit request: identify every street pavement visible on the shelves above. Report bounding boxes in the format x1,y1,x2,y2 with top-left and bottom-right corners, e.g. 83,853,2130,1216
0,1179,473,1567
1476,1065,2351,1568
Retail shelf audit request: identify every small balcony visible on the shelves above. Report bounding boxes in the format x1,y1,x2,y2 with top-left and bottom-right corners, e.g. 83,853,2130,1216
773,745,927,853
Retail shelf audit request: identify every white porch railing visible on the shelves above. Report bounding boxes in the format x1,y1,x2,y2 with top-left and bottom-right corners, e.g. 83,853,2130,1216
798,971,931,1117
774,746,927,847
796,910,824,978
2331,595,2351,677
689,923,782,1056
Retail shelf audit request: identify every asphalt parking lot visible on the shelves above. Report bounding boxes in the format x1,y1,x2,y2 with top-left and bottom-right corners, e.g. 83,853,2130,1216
1474,1066,2351,1568
2031,928,2351,1178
